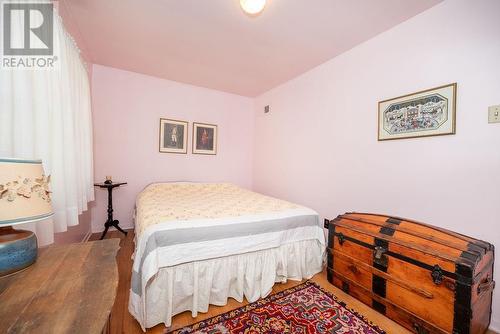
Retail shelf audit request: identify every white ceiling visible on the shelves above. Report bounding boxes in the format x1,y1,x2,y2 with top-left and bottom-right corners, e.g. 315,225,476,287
63,0,442,97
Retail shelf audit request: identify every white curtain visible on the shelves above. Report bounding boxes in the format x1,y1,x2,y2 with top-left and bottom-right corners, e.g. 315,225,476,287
0,8,94,246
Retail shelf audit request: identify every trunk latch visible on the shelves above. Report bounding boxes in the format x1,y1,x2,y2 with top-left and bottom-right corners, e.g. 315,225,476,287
373,246,388,267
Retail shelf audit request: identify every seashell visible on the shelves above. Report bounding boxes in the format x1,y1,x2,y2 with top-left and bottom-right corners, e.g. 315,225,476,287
0,186,7,199
17,185,32,198
7,191,16,201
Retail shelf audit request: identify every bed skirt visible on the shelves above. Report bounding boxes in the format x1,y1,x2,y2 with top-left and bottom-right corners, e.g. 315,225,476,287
129,239,325,330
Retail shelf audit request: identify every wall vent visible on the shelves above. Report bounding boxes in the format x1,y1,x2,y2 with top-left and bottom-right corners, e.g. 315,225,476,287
264,105,270,113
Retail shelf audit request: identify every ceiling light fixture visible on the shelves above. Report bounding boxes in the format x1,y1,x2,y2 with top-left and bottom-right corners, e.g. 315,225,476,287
240,0,266,15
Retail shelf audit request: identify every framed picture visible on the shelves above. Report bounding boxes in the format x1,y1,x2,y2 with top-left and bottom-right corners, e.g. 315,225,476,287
378,83,457,141
159,118,188,153
192,122,217,155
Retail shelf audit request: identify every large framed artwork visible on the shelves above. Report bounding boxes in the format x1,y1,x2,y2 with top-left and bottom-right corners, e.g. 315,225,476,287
378,83,457,141
192,122,217,155
159,118,188,154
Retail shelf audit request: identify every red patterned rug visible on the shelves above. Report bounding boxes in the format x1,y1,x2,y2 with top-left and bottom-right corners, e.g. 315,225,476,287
169,281,385,334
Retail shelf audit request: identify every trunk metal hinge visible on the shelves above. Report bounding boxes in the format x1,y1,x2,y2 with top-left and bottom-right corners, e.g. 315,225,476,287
337,233,346,245
431,265,444,285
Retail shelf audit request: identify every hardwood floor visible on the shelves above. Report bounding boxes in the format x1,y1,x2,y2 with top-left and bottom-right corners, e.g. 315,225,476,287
90,230,496,334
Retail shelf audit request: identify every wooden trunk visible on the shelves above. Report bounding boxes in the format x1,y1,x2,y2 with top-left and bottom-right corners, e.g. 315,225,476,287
326,212,495,334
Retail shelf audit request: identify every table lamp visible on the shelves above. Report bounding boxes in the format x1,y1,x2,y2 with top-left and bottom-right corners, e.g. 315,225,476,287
0,158,53,277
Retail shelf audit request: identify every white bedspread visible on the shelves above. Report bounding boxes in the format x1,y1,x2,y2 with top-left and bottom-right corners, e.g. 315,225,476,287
128,183,325,330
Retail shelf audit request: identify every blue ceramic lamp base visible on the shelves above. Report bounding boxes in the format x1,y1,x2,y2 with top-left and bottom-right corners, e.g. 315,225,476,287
0,227,38,277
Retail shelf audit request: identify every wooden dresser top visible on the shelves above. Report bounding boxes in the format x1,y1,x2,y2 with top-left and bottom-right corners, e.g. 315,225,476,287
0,238,120,334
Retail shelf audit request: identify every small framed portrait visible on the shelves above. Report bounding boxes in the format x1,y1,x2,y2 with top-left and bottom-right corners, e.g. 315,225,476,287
192,122,217,155
159,118,188,154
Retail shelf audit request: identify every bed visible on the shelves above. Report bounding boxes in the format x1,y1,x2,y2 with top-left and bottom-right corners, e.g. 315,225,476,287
128,182,325,330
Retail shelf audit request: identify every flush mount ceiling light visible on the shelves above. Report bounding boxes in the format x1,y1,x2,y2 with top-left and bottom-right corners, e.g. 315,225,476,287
240,0,266,15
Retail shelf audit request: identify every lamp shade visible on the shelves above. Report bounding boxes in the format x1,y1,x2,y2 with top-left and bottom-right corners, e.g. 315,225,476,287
0,158,53,226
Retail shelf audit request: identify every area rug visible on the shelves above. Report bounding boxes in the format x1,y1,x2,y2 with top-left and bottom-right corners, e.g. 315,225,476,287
169,281,385,334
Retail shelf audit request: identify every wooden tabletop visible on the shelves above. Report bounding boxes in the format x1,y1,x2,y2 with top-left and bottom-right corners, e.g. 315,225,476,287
0,239,120,334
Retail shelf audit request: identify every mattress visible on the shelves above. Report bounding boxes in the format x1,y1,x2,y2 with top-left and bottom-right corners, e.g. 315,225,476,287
134,182,302,237
129,182,325,329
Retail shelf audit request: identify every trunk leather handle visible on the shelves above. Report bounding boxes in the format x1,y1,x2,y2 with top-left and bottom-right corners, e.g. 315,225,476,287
477,275,495,296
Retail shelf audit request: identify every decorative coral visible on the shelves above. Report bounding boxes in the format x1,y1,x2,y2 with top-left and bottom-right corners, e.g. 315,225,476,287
0,175,52,203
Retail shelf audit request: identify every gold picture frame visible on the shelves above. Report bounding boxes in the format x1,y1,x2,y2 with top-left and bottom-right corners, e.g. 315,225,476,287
159,118,188,154
192,122,217,155
378,83,457,141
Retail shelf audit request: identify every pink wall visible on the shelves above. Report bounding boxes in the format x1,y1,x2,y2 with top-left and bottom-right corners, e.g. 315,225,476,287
253,0,500,329
90,64,254,231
